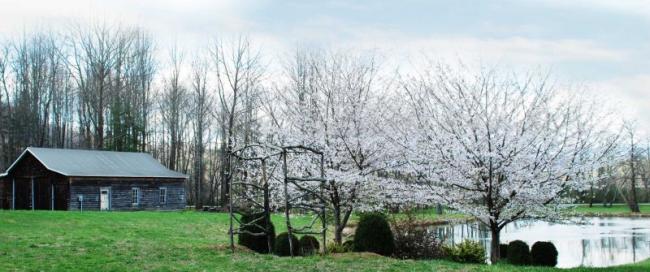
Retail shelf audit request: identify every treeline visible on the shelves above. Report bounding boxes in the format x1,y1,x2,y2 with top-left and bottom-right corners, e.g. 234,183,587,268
0,23,647,212
580,125,650,211
0,24,261,208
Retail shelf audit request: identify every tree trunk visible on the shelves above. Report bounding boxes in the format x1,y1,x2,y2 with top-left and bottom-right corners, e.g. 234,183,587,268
436,203,444,214
629,131,641,213
490,223,501,263
219,141,230,208
588,183,594,208
630,177,641,212
334,228,343,245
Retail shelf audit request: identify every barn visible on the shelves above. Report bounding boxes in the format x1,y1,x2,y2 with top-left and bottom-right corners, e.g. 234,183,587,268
0,147,187,211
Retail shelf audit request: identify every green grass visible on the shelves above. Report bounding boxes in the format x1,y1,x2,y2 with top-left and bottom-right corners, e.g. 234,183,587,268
0,211,649,271
572,203,650,215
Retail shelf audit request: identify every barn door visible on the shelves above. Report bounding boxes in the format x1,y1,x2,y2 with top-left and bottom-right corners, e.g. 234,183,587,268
100,187,111,211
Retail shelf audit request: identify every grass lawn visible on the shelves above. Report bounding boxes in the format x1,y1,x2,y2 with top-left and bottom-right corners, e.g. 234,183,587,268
1,210,649,271
572,203,650,216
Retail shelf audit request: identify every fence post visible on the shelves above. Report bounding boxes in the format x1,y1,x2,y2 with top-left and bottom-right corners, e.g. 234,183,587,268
31,177,34,211
11,178,15,210
282,149,295,257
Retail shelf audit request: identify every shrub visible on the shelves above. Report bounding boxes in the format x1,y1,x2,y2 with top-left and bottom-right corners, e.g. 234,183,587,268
274,232,301,256
237,212,275,254
499,244,508,259
443,240,486,264
299,235,320,256
392,213,444,259
342,240,354,252
531,241,558,267
326,241,353,253
353,213,395,256
507,240,531,265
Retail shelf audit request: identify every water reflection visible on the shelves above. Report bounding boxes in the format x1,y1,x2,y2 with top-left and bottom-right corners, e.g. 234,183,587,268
431,217,650,268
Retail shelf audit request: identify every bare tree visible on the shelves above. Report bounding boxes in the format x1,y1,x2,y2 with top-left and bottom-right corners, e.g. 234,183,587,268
159,45,190,171
623,123,641,212
191,54,212,209
68,23,119,149
0,42,10,169
209,37,263,208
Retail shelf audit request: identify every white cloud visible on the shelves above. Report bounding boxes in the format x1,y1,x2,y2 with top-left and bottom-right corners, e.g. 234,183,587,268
0,0,644,133
589,74,650,134
309,28,628,74
528,0,650,19
0,0,255,41
0,0,628,68
384,36,625,64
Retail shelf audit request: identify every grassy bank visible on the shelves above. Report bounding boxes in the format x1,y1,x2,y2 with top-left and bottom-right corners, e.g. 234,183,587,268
572,203,650,216
0,210,649,271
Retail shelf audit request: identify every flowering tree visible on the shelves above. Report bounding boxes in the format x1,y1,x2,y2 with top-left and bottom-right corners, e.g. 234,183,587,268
265,50,434,244
395,65,619,262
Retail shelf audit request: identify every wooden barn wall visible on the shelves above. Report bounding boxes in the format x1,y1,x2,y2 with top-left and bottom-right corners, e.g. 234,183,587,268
1,153,69,210
69,178,186,211
9,153,50,178
0,178,6,209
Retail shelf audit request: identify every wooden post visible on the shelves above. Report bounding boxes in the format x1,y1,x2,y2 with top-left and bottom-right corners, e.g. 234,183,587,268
11,178,15,210
51,180,54,211
282,149,294,257
31,177,34,211
262,159,273,254
228,151,235,253
320,154,327,254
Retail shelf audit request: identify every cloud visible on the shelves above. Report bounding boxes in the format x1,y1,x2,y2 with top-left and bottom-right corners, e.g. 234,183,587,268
309,28,628,73
0,0,255,40
0,0,644,132
0,0,629,68
528,0,650,19
386,36,625,64
589,74,650,134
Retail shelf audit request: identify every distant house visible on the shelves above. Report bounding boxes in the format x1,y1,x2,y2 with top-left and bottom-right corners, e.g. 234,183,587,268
0,147,187,211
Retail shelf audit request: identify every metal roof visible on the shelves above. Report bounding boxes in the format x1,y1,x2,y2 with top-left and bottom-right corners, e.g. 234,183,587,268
2,147,188,179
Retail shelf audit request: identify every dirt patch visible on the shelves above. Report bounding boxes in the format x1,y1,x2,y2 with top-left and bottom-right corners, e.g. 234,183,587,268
328,252,384,259
211,244,255,253
344,218,474,236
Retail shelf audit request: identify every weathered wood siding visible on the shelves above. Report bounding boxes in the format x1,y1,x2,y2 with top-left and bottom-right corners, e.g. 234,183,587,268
0,178,6,209
10,153,50,178
1,151,187,211
1,153,69,210
69,178,186,211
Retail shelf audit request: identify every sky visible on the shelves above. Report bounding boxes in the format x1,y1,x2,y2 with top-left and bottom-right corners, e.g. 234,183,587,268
0,0,649,131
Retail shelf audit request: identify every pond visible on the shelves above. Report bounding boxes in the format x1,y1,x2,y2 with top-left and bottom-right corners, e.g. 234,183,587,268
433,217,650,268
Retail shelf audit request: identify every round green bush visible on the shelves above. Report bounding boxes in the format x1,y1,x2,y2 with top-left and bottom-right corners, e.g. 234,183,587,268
274,232,301,256
499,244,508,259
237,212,275,254
443,240,486,264
393,227,445,260
353,213,395,256
326,241,352,253
531,241,558,267
299,235,320,255
507,240,531,265
342,240,354,252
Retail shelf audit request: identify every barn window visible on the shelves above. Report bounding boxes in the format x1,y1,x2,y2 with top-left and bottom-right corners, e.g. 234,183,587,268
159,187,167,204
131,187,140,205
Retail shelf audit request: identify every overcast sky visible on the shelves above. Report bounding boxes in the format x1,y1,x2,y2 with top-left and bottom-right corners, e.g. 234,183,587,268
1,0,649,131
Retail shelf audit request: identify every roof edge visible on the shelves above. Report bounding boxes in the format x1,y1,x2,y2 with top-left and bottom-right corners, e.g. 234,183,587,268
4,147,189,179
2,148,31,177
68,175,189,179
